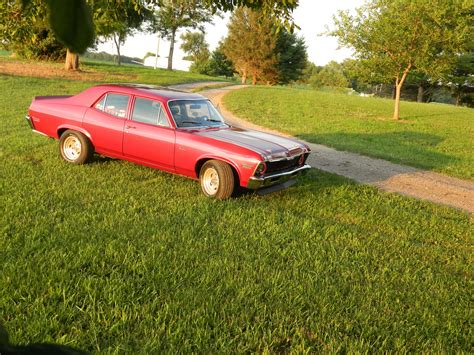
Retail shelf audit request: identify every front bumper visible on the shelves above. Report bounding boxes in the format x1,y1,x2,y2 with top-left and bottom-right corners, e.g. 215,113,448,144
246,164,311,190
25,114,34,129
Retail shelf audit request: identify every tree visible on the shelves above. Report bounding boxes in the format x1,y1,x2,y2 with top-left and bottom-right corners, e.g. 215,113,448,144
222,7,277,85
92,0,153,66
208,44,235,78
180,31,212,74
331,0,472,120
446,51,474,106
309,61,348,88
275,30,307,84
15,0,299,59
180,31,210,61
0,0,65,60
153,0,215,70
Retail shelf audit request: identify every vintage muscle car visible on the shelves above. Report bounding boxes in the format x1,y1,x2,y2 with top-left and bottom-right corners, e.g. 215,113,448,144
26,84,311,199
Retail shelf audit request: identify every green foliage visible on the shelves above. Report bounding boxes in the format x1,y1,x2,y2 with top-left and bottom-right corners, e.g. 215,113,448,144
82,50,143,65
180,31,210,62
445,51,474,106
222,7,277,84
275,30,307,84
153,0,215,69
298,62,320,83
224,86,474,179
204,0,299,31
1,75,472,352
309,61,348,88
91,0,153,63
208,45,235,78
331,0,472,83
14,0,298,54
189,59,212,75
180,31,213,75
331,0,472,118
153,0,214,39
0,0,65,60
47,0,95,53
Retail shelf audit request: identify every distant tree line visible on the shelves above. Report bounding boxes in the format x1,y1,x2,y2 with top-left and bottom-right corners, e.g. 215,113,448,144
298,57,474,108
82,51,143,65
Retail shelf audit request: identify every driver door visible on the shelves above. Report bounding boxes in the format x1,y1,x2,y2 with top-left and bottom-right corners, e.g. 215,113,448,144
122,96,175,171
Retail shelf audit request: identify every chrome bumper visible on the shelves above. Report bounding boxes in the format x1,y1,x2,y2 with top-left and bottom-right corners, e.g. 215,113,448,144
246,164,311,190
25,115,34,129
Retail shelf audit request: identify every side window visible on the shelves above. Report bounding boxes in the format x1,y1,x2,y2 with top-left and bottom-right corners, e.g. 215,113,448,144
132,97,169,127
95,95,106,111
95,93,129,118
158,107,169,127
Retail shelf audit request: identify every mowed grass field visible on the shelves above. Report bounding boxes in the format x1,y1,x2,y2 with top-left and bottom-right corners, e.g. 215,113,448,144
0,75,472,352
0,55,228,85
223,87,474,180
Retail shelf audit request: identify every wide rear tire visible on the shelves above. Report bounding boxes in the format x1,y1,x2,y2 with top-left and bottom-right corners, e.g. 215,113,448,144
59,130,94,164
200,160,235,199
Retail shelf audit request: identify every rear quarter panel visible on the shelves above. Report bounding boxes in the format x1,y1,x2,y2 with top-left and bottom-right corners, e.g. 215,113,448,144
28,99,88,139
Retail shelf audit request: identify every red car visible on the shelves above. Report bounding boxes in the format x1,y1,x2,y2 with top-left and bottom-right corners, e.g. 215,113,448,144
26,84,311,199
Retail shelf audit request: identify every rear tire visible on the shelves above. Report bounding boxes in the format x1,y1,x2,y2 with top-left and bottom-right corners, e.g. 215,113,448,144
59,130,93,164
200,160,235,199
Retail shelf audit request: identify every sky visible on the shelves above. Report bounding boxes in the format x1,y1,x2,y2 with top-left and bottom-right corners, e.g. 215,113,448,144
96,0,365,67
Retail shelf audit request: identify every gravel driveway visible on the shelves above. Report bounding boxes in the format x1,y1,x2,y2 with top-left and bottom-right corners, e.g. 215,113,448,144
171,84,474,213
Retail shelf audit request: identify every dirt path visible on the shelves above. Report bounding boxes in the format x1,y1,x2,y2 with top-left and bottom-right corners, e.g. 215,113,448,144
176,85,474,214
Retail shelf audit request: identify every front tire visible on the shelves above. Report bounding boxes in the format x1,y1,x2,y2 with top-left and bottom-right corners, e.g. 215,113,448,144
200,160,235,199
59,130,93,164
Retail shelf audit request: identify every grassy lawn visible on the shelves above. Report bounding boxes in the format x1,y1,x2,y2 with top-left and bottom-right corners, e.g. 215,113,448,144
223,87,474,180
0,55,228,85
1,75,472,352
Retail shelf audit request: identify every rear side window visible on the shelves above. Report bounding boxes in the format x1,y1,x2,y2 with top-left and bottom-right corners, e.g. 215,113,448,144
131,97,170,127
95,93,130,118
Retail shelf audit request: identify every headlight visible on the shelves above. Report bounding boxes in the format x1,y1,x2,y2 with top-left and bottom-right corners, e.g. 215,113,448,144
254,162,267,176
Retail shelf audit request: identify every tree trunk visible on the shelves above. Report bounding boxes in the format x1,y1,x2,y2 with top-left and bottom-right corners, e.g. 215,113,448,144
417,85,424,103
65,49,79,70
455,92,461,106
392,65,411,120
167,30,176,70
112,33,121,66
252,68,257,85
241,69,247,84
393,83,402,120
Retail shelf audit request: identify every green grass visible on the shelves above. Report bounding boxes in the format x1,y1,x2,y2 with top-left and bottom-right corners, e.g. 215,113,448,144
0,55,228,86
223,87,474,179
1,75,472,353
81,60,228,85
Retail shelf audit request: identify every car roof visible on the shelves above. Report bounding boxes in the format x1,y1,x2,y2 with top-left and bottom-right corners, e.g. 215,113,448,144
94,83,204,101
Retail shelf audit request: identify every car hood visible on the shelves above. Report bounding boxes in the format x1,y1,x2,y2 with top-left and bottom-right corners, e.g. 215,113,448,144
195,126,309,160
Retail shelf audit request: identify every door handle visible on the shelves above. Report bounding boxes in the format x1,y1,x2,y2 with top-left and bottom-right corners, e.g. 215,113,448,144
125,125,136,130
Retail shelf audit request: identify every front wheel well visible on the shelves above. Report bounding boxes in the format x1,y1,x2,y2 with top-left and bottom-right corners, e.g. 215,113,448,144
195,158,240,186
57,128,68,138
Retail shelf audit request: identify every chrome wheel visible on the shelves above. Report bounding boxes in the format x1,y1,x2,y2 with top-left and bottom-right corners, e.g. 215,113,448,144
202,167,220,195
63,135,82,161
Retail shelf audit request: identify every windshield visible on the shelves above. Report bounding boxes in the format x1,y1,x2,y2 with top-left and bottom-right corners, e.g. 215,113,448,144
168,100,226,128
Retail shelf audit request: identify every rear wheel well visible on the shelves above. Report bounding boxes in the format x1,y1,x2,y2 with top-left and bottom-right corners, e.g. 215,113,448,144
195,158,240,186
57,128,93,148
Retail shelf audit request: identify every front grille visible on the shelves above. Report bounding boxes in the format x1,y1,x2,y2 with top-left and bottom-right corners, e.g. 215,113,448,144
265,154,307,174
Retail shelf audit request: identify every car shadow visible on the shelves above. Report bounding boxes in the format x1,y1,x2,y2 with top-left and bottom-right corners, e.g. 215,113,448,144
90,155,116,165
